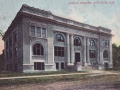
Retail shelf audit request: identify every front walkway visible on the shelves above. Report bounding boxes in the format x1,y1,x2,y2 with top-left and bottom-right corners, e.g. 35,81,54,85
88,70,119,76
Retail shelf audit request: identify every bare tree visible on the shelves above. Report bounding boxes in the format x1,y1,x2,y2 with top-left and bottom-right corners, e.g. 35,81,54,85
0,30,4,38
0,30,4,71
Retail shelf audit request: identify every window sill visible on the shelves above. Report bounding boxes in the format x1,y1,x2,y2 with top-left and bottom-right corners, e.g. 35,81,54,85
103,58,109,59
54,41,65,44
89,46,96,47
34,70,45,71
102,46,109,47
32,55,45,60
29,36,47,39
32,55,44,56
55,56,64,57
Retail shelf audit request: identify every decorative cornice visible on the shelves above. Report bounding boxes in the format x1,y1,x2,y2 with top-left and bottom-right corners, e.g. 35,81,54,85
19,11,113,37
3,4,114,40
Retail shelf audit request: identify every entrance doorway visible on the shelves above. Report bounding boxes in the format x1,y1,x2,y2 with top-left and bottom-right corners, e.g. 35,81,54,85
104,63,109,69
75,52,80,62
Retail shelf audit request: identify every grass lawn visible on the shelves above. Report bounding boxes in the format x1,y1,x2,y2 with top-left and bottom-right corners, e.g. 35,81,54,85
0,74,120,89
0,70,86,77
0,70,120,88
105,67,120,71
0,74,87,87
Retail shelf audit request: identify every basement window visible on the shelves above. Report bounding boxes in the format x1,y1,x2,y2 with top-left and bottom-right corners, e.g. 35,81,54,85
56,62,59,69
34,62,44,70
61,62,64,69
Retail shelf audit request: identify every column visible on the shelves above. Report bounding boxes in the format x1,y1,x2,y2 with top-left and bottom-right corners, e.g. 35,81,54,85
83,36,87,66
96,39,99,65
70,34,74,64
109,36,113,68
99,33,103,69
99,34,103,64
67,34,70,65
87,37,90,65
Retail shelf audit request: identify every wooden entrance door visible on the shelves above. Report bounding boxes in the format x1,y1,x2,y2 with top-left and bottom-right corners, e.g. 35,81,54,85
75,53,80,62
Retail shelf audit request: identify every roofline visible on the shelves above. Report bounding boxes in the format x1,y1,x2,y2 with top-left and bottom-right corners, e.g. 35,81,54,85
22,4,111,32
3,4,113,40
20,11,113,36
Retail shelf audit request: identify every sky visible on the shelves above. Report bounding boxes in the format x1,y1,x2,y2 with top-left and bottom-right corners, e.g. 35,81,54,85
0,0,120,54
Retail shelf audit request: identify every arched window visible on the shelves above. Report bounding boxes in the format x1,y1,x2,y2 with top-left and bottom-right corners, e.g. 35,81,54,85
33,43,44,55
55,34,64,42
74,37,81,46
103,50,108,58
89,40,95,46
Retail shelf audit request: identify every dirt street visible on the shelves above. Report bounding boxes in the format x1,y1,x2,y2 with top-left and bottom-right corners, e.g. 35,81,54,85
0,77,120,90
0,71,120,90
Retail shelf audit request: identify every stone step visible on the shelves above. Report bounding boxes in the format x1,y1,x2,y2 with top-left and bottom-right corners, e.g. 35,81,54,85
82,65,98,71
67,65,74,71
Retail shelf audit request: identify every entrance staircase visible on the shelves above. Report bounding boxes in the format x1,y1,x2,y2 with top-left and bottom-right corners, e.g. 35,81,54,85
66,64,98,71
66,65,74,71
82,65,98,71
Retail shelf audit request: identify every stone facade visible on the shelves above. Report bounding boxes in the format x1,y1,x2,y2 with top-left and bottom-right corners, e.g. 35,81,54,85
3,4,113,72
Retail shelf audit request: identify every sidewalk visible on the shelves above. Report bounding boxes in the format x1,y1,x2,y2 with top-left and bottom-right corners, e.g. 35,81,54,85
87,70,119,77
0,73,86,80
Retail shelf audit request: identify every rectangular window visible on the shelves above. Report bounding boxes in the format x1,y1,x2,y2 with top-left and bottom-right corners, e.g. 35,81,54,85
10,64,12,71
6,51,8,59
37,27,41,37
6,41,8,49
10,50,12,59
102,40,109,47
34,62,44,70
42,28,46,38
14,47,17,57
14,33,17,42
31,26,35,36
102,39,105,46
56,62,59,69
105,40,109,47
54,46,64,57
61,62,64,69
7,64,9,71
14,63,17,71
89,50,96,58
9,36,12,46
107,40,109,47
6,41,8,59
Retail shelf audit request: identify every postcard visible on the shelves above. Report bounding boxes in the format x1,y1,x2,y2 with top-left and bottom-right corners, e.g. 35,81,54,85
0,0,120,89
